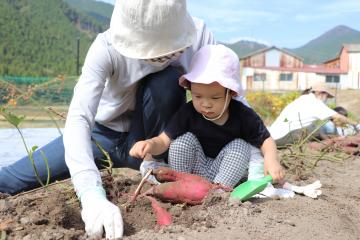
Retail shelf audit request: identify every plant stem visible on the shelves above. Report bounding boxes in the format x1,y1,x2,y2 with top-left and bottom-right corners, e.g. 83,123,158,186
15,127,46,187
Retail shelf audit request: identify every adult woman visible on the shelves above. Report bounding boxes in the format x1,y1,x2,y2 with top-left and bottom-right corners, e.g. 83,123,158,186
0,0,216,238
268,82,351,146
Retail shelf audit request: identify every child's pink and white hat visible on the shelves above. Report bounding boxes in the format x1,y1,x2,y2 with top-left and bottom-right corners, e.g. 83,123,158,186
179,44,243,96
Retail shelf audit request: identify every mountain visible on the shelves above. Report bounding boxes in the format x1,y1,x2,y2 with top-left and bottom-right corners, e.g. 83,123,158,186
224,40,268,58
2,1,359,76
64,0,113,27
288,25,360,64
0,0,112,77
226,26,360,64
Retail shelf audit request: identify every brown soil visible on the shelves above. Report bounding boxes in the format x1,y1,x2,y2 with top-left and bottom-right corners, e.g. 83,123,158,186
1,149,360,240
336,89,360,119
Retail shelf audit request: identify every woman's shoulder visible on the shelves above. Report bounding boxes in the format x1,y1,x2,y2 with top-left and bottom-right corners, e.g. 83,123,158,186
191,17,208,33
298,93,317,102
93,30,127,60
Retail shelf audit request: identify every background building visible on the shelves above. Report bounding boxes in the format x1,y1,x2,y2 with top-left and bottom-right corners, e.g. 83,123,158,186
240,44,360,91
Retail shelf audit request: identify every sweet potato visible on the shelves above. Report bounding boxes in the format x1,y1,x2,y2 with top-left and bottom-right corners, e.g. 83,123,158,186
308,134,360,155
146,196,172,226
146,179,213,205
130,169,231,225
153,167,208,183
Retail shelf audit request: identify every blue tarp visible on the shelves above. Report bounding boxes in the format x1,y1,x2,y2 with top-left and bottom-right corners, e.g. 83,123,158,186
0,128,62,167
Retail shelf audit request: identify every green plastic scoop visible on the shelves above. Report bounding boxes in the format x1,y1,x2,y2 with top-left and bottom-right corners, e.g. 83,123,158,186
230,175,273,201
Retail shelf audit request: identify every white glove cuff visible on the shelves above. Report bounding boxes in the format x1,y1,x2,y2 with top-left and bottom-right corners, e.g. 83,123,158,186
79,186,106,204
72,170,103,198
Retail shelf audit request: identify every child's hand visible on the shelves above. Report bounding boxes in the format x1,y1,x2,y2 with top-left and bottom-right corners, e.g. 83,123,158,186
261,137,285,184
264,160,285,184
129,140,153,159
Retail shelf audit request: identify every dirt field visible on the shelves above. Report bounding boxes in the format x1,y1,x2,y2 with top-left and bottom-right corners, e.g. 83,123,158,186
336,89,360,119
1,147,359,240
0,89,359,239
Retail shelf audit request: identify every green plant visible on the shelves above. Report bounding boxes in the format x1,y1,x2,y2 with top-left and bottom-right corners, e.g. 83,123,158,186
0,107,50,187
246,91,300,125
279,117,350,179
92,138,113,176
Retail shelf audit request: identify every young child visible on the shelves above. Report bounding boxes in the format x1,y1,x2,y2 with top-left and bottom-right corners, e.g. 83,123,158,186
130,44,284,187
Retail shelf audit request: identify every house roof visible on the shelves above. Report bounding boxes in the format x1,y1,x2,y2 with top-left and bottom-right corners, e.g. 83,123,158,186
323,56,339,64
343,44,360,52
323,43,360,63
240,46,303,61
249,66,347,74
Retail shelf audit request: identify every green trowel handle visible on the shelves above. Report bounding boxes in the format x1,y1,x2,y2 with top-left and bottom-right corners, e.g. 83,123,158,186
263,175,273,183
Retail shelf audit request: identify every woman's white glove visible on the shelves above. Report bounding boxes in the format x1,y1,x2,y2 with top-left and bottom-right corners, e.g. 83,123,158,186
80,187,123,239
283,180,322,198
255,183,295,198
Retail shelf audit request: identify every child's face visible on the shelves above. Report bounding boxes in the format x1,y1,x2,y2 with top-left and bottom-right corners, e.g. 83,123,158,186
191,82,230,120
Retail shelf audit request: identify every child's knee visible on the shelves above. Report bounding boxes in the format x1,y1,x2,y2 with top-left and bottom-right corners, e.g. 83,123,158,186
224,138,251,158
248,146,265,180
170,132,198,150
249,145,263,163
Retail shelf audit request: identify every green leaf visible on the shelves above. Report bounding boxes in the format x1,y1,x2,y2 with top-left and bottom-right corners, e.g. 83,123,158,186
0,108,25,127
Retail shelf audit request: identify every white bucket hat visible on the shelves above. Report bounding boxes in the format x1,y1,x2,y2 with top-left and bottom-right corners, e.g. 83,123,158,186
110,0,197,59
310,82,335,98
179,44,243,96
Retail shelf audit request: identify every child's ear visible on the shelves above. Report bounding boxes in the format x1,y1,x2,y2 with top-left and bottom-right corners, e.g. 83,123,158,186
230,91,237,97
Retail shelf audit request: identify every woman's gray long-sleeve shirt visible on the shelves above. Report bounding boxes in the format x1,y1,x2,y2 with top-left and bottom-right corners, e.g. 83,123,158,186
63,18,216,195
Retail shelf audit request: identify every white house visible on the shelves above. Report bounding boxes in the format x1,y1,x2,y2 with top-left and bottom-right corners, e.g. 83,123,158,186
240,44,360,90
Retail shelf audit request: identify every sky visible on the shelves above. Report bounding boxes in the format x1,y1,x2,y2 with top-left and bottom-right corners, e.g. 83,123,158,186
98,0,360,48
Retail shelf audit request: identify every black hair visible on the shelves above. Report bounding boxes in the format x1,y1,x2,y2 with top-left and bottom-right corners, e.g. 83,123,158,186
301,87,312,95
333,106,348,117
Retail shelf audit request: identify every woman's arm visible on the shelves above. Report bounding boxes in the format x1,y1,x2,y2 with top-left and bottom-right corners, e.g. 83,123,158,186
64,34,115,194
332,113,358,126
